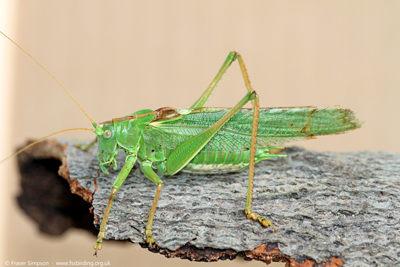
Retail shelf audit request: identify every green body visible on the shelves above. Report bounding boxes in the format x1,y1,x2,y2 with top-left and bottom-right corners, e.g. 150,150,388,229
90,51,362,254
100,106,360,175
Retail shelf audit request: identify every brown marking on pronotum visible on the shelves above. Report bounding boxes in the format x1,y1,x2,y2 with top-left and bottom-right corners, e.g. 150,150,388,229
152,107,181,122
301,108,317,134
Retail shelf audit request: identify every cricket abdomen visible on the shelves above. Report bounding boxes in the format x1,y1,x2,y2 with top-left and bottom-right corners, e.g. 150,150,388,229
183,149,253,173
183,145,276,173
183,162,247,173
145,142,272,174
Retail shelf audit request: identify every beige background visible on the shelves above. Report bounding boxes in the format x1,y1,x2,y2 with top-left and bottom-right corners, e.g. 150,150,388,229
1,1,399,266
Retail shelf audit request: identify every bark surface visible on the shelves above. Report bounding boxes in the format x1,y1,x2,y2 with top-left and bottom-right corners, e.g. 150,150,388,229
17,139,400,266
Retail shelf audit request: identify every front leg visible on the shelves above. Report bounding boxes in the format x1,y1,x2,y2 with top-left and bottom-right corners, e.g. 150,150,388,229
93,154,136,256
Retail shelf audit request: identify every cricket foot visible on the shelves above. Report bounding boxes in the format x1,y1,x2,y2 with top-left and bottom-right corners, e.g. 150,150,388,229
93,231,105,256
146,229,155,247
245,211,276,231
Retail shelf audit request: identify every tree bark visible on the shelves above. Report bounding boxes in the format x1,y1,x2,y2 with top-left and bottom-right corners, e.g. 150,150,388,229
16,139,400,266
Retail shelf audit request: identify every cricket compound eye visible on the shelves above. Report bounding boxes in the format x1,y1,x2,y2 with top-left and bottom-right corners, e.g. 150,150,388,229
103,130,112,139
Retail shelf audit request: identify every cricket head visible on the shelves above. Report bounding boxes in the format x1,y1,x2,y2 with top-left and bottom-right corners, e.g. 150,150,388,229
93,122,118,174
92,109,156,174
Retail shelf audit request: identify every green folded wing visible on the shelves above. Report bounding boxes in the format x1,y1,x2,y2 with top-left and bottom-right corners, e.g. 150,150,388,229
144,106,362,151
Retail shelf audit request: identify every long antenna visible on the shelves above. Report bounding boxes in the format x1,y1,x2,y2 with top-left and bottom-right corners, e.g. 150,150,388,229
0,30,94,124
0,128,94,164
